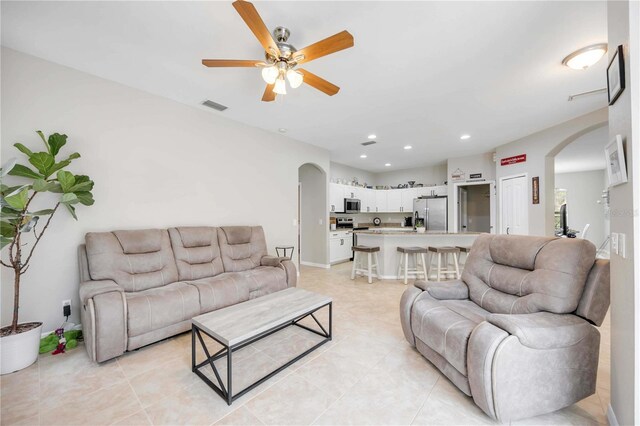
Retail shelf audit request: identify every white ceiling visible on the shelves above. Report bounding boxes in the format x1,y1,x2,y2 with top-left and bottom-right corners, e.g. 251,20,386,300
1,1,608,172
555,125,608,174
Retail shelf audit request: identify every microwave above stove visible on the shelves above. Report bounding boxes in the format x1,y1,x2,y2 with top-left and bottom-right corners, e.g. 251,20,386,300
344,198,361,214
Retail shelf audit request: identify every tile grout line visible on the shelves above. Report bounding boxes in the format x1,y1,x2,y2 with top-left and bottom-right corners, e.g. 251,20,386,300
408,377,439,426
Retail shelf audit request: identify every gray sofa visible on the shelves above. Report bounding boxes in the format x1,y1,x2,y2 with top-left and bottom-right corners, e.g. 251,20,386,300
400,234,610,422
78,226,296,363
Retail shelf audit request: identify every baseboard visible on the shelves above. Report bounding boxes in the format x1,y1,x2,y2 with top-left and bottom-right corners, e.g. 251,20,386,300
607,404,619,426
300,261,330,269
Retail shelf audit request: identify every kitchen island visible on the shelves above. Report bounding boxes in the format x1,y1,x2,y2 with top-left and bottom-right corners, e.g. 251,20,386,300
355,230,481,279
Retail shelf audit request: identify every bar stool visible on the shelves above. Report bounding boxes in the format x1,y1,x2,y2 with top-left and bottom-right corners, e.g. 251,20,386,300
396,246,428,285
427,246,461,281
456,246,472,267
351,246,380,284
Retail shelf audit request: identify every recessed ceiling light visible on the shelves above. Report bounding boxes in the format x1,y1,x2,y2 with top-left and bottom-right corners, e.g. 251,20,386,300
562,43,607,70
368,134,377,139
404,145,412,150
360,154,367,158
460,134,471,140
278,128,288,133
384,163,391,167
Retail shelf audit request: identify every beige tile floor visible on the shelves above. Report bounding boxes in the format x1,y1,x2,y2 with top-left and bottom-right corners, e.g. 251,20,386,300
0,263,611,426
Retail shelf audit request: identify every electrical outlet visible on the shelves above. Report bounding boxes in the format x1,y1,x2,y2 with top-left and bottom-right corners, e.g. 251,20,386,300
619,233,626,258
62,299,71,317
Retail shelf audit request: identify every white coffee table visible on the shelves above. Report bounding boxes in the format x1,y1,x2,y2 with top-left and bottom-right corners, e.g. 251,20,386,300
191,287,332,405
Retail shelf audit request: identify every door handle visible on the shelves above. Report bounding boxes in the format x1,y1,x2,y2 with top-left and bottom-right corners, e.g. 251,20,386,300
340,239,344,245
506,226,510,235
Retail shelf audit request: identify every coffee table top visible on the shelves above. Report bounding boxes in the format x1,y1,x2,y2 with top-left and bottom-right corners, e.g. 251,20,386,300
192,288,331,346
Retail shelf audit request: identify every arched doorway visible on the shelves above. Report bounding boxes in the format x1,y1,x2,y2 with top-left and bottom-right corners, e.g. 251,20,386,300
298,163,329,269
552,125,610,253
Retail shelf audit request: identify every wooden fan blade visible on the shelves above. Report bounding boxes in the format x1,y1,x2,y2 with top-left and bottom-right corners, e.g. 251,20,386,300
262,84,276,102
202,59,262,67
295,31,354,64
232,0,281,57
298,69,340,96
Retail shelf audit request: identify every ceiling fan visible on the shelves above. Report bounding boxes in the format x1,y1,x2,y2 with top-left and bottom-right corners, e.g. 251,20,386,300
202,0,354,102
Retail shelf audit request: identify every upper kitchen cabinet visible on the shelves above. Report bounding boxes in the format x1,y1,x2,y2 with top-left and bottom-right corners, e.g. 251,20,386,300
401,188,417,212
329,183,345,213
361,188,375,213
386,190,402,212
374,190,387,213
416,185,447,197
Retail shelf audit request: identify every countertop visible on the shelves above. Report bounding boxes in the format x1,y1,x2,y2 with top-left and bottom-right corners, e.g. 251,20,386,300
355,230,482,236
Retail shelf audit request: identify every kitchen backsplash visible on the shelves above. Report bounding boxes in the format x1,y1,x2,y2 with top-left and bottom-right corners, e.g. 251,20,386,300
331,212,410,227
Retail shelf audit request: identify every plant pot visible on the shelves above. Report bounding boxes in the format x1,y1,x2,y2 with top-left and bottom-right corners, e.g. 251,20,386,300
416,227,426,234
1,322,42,375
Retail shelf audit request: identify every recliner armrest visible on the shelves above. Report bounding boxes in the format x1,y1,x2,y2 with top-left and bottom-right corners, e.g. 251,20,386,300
79,280,123,305
486,312,594,350
260,255,289,267
414,279,469,300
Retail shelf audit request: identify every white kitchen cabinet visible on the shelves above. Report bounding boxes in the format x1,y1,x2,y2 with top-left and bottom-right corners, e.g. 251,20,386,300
329,231,352,264
386,190,402,212
433,185,448,196
401,188,417,213
374,190,388,212
329,183,345,213
361,188,375,213
416,185,447,198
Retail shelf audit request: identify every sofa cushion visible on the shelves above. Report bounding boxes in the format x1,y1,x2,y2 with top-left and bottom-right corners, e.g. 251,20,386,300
126,282,200,337
169,227,225,281
85,229,179,292
462,234,596,315
218,226,268,272
411,293,490,376
246,266,288,298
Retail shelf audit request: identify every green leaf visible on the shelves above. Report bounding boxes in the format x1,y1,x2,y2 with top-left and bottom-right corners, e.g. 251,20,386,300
65,153,81,161
33,179,55,192
28,152,55,176
14,143,34,157
63,203,77,220
61,192,78,204
47,133,68,157
69,180,93,193
36,130,47,146
8,164,43,180
0,221,16,238
1,185,28,197
4,188,29,210
46,160,71,177
75,191,94,206
1,206,22,220
30,209,55,216
1,236,13,249
47,183,63,193
56,171,75,192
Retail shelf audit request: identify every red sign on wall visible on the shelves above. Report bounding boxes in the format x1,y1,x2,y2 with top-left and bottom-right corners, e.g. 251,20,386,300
500,154,526,166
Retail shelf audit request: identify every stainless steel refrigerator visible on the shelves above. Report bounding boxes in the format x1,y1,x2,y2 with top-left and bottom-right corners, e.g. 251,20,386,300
413,196,448,231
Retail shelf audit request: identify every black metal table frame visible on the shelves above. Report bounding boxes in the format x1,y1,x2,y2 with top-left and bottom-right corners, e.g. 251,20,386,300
191,301,332,405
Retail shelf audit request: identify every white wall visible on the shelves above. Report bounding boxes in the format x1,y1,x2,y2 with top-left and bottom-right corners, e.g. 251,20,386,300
0,48,330,332
607,1,638,424
374,163,447,187
447,153,496,231
555,170,607,247
299,164,328,266
329,162,376,186
494,109,608,236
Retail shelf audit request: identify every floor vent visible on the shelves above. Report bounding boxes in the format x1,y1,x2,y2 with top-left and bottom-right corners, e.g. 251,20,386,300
361,141,377,146
202,100,228,111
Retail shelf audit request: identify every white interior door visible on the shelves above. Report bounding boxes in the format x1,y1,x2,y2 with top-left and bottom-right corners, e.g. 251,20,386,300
501,175,528,235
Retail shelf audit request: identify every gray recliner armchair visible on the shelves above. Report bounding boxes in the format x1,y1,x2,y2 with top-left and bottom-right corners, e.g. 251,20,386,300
400,234,610,422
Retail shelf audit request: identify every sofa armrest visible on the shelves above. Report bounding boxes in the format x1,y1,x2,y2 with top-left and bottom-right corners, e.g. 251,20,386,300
260,255,289,267
280,259,297,287
414,279,469,300
79,280,123,305
486,312,594,350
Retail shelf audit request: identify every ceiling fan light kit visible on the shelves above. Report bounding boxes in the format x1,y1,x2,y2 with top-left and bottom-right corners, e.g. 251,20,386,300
202,0,354,102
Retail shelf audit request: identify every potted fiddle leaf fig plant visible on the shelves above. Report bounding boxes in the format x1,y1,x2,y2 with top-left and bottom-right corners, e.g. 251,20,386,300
0,131,94,374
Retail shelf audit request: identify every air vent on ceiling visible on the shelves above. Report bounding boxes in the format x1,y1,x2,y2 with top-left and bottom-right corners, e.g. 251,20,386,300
361,141,377,146
202,100,228,111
